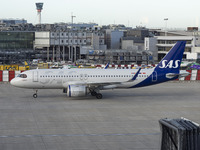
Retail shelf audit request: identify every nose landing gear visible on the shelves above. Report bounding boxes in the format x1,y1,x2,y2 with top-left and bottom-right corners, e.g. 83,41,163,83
33,90,38,98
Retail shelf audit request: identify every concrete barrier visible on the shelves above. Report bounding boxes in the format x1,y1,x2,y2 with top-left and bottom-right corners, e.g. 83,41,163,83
0,70,2,82
0,70,24,82
3,71,9,82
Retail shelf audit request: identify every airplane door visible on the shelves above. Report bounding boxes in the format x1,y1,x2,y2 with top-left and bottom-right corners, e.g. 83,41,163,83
33,71,38,82
80,74,84,80
84,74,88,81
152,71,157,82
80,74,88,81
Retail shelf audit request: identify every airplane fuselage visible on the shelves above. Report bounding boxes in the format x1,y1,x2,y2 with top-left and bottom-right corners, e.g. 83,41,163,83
11,68,155,89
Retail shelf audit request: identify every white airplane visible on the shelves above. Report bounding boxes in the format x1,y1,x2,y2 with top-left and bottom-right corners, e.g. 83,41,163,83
11,41,189,99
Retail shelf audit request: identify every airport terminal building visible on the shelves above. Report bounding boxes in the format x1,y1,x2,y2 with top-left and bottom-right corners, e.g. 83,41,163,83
145,30,200,61
0,31,35,64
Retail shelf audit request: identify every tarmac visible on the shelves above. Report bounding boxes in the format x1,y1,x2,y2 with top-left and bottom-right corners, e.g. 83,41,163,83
0,82,200,150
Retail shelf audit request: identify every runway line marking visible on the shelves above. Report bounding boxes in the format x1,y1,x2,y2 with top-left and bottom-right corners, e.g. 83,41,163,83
0,133,160,138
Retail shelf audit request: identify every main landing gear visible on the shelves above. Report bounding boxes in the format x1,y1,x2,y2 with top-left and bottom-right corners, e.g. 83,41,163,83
96,93,103,99
33,90,38,98
91,91,103,99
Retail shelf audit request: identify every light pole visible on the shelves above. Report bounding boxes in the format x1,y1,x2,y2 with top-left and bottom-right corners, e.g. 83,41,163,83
71,13,76,28
164,18,168,36
71,13,76,62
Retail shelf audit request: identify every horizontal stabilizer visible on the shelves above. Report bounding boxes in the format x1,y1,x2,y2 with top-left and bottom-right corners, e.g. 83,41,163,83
166,71,190,79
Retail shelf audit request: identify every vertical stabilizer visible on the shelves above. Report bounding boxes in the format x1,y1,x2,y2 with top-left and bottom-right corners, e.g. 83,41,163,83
155,41,186,73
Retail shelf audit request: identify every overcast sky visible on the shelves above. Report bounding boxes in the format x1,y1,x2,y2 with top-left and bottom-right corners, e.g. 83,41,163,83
1,0,200,29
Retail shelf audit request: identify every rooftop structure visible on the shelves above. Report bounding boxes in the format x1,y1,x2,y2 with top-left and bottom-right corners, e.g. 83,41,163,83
0,19,27,26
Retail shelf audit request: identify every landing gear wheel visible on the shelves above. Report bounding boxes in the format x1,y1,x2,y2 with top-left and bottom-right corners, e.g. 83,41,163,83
33,90,38,98
96,93,102,99
33,94,37,98
91,91,97,96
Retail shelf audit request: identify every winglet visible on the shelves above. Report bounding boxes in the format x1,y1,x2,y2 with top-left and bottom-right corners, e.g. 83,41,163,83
104,62,110,69
128,68,141,82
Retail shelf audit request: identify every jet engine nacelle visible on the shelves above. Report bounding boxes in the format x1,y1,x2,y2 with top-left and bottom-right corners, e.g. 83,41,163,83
67,85,87,97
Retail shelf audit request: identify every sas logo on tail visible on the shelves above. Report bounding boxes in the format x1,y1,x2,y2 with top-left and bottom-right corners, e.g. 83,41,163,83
159,60,180,68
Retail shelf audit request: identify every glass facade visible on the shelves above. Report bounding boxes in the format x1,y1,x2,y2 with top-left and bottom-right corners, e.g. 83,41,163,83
0,32,35,49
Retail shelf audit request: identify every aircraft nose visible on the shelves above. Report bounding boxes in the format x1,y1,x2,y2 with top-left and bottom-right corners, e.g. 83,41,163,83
10,78,18,86
10,78,16,86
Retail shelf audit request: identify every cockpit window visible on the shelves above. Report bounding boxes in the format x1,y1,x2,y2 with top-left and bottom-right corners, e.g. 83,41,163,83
17,74,27,78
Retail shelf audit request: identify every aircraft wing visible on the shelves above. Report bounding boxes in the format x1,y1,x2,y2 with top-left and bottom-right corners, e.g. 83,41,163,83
67,81,122,87
127,68,141,82
104,62,109,69
65,68,141,88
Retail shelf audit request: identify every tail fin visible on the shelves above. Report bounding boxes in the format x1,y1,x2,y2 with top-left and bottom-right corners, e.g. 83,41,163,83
130,41,186,88
155,41,186,72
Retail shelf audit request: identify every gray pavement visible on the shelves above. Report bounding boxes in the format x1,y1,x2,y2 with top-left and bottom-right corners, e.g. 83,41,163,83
0,82,200,150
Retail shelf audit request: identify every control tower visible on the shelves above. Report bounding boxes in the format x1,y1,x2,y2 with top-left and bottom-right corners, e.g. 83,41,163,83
35,3,44,24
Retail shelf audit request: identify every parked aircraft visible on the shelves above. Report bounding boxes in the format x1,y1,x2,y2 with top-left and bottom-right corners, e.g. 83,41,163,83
11,41,188,99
